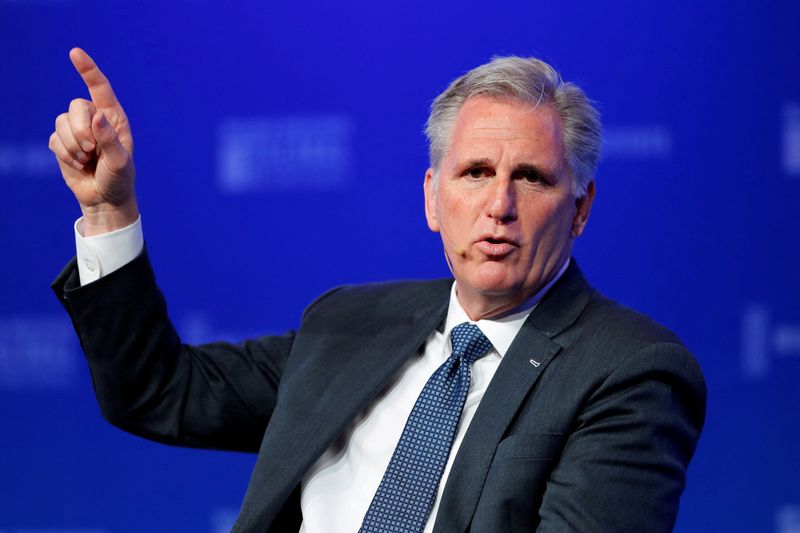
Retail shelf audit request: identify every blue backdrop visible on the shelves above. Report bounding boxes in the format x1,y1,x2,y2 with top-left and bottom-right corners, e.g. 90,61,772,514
1,0,799,531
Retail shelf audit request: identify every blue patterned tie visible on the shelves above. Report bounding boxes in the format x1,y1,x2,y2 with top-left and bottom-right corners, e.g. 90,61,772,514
359,322,493,533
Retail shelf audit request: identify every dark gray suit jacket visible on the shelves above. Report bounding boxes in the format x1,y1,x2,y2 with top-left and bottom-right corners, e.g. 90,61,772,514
53,251,706,532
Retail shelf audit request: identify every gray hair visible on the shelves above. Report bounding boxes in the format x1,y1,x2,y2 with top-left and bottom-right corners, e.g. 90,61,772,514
425,56,601,198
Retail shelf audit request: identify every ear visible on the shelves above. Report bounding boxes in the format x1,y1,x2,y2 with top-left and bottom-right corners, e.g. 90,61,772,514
423,168,441,233
571,180,595,238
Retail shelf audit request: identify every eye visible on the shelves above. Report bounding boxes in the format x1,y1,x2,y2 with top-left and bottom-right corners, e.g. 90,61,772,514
518,169,544,183
464,166,490,179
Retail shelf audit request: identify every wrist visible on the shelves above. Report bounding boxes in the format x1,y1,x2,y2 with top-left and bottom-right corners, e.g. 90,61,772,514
80,200,140,236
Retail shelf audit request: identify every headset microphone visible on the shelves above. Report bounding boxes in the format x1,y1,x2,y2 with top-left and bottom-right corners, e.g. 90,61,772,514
435,204,468,276
445,237,467,258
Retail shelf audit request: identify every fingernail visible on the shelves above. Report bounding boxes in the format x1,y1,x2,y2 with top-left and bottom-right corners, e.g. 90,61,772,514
76,152,89,163
72,160,84,170
80,141,93,152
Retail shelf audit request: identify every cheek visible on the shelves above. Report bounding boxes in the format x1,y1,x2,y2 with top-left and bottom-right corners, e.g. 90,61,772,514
440,197,474,233
523,205,574,249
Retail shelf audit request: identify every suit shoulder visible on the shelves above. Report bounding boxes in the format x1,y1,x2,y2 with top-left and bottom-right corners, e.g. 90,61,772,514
575,290,687,353
576,291,706,418
557,290,705,409
303,278,452,319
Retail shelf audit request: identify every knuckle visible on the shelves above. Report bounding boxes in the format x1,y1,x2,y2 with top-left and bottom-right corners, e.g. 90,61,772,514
52,141,67,157
56,149,72,163
61,140,79,154
62,135,79,152
49,135,63,155
74,124,93,140
70,97,96,114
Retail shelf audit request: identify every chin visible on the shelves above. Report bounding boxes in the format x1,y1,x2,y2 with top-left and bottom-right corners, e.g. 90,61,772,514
464,265,523,296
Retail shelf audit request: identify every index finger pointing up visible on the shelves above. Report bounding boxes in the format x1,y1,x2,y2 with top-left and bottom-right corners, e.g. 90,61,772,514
69,47,120,109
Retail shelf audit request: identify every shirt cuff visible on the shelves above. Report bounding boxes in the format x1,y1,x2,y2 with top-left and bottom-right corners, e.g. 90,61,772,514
74,215,144,286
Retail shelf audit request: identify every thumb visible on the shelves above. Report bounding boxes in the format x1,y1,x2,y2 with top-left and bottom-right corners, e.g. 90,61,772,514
92,111,130,169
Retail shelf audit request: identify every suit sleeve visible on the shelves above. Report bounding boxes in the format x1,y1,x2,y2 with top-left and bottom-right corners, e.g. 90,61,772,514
536,341,707,533
52,248,296,453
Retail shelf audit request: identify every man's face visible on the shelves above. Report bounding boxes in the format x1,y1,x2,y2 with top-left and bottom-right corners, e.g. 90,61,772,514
424,96,594,319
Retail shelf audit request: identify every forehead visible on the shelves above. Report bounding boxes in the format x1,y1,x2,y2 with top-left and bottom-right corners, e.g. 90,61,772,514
446,96,566,169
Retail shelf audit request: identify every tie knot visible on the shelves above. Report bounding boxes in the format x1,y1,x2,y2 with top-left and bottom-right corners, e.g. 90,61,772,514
450,323,492,366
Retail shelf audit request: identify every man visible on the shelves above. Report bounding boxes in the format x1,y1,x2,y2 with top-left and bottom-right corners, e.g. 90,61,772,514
50,48,706,532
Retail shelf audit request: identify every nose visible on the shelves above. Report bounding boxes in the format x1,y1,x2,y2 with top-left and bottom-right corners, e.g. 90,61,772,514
486,176,517,223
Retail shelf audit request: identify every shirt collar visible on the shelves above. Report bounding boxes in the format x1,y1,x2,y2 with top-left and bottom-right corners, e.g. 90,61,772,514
443,258,570,357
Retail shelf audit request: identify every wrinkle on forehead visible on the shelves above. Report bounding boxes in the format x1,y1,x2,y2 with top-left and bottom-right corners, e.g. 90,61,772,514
459,97,561,140
443,96,567,174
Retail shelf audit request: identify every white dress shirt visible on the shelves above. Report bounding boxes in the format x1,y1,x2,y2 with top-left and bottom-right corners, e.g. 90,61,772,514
73,216,568,532
73,216,144,286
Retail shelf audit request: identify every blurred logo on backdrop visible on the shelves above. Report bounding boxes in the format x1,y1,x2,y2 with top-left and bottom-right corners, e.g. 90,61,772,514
0,143,54,178
216,115,354,194
602,126,673,159
783,103,800,177
741,305,800,379
179,312,278,345
777,504,800,533
0,315,81,390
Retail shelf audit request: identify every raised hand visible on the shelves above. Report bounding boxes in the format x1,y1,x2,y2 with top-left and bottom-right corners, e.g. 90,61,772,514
49,48,138,236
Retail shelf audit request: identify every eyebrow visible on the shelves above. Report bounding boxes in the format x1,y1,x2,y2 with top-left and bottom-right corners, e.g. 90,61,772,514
513,163,552,176
462,158,493,169
459,158,555,179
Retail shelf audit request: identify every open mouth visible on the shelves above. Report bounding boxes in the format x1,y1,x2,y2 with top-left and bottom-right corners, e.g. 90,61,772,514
475,237,517,257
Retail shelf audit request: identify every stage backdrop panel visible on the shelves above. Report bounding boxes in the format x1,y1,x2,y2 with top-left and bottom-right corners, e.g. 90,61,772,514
1,1,798,531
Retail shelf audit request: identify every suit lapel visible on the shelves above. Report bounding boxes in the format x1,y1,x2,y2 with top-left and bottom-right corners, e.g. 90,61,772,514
236,262,593,531
235,280,452,531
433,261,593,533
